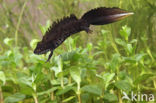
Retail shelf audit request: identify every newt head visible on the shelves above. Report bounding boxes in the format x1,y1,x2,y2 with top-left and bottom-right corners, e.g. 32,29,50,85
34,41,54,62
34,41,52,55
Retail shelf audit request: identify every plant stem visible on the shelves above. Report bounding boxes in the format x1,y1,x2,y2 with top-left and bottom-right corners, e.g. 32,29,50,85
141,86,156,92
0,44,3,53
116,67,123,103
77,0,80,8
77,83,81,103
61,74,64,101
61,76,64,88
154,78,156,89
33,95,38,103
0,87,4,103
77,93,82,103
146,48,155,61
51,92,54,100
118,90,123,103
15,0,27,46
109,26,120,54
119,0,122,8
51,72,55,101
68,75,72,84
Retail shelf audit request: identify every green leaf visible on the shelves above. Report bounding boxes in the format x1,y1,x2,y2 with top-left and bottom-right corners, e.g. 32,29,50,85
109,54,121,71
81,93,90,103
37,87,58,96
103,93,118,102
57,56,63,73
70,67,81,84
65,36,78,49
101,29,109,35
30,39,39,49
126,44,133,54
135,53,147,62
51,66,61,77
118,71,129,80
3,38,13,46
0,71,6,85
115,38,126,47
39,20,51,35
56,86,73,96
34,73,45,84
120,25,131,41
130,39,137,44
4,93,26,103
81,85,102,96
134,73,154,85
122,57,136,63
115,80,131,92
19,85,34,96
97,73,115,89
13,48,23,65
39,24,45,34
18,76,32,87
45,20,51,29
61,49,81,61
102,73,115,87
62,96,75,103
51,56,63,77
141,36,148,41
87,43,93,51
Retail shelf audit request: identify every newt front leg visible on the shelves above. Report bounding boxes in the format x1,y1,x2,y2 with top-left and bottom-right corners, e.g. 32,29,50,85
46,50,53,62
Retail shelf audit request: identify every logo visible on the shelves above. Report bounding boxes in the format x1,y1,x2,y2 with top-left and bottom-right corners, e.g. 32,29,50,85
122,91,155,102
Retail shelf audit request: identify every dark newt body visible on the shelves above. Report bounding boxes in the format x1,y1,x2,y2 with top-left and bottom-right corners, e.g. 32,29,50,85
50,19,90,48
34,7,133,62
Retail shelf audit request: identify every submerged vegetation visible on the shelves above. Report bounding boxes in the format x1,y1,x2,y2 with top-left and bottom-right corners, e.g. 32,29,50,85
0,0,156,103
